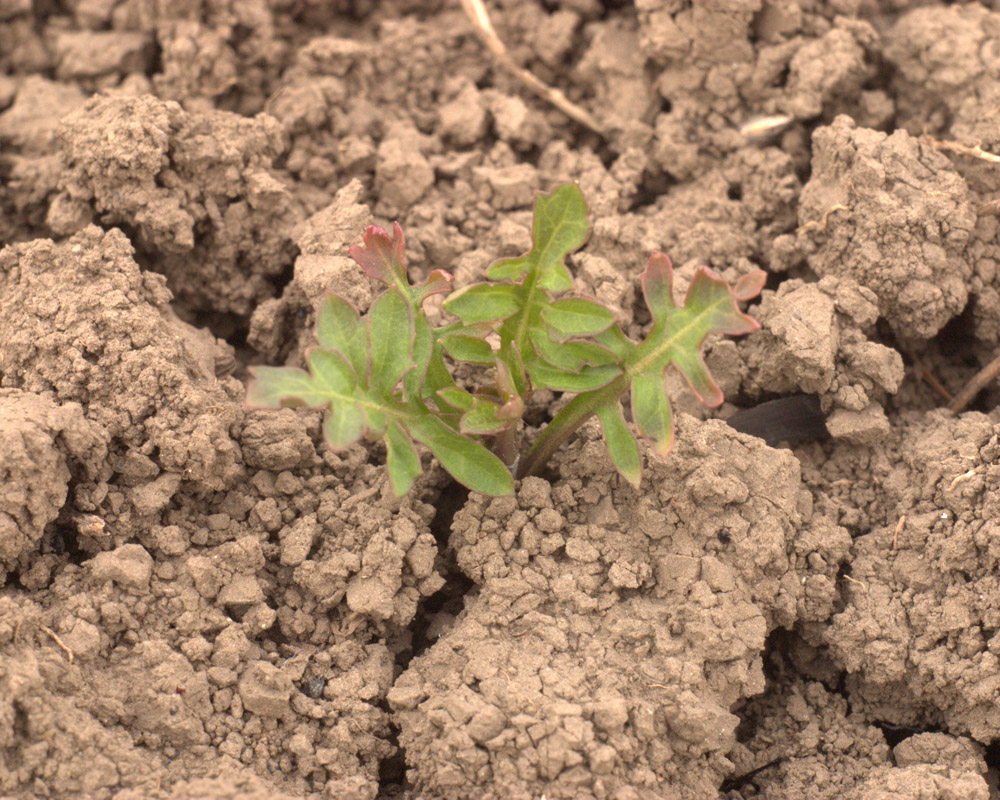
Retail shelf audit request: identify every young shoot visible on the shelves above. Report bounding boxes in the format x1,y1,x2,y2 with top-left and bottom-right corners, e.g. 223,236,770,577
246,184,764,496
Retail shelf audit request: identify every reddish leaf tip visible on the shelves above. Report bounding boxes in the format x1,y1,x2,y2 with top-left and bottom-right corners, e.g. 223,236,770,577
391,220,405,261
349,224,402,285
420,269,455,299
734,269,767,302
367,223,393,241
686,266,761,336
642,251,673,278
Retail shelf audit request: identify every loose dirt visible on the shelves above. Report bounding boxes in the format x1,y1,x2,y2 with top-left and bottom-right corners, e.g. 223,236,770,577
2,2,999,799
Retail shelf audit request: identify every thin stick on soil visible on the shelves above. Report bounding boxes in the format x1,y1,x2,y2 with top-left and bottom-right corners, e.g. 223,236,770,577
908,352,952,403
460,0,605,137
948,351,1000,414
39,624,74,663
842,573,867,592
892,515,906,552
924,135,1000,164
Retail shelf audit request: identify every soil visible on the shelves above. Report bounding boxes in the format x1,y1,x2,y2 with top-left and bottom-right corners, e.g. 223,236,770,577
2,2,1000,799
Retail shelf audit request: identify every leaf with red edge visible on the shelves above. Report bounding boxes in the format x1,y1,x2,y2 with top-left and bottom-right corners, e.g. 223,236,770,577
519,253,764,487
595,400,640,488
734,270,767,301
486,184,588,291
627,253,761,407
246,284,512,497
348,222,454,308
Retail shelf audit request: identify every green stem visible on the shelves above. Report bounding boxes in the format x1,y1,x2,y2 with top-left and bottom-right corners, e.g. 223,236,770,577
516,373,629,479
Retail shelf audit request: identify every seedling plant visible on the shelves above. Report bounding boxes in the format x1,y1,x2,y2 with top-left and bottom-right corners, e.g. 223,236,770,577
247,184,764,497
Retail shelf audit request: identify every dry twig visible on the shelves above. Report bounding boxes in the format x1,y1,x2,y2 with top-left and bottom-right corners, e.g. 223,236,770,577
924,135,1000,164
39,624,74,663
947,469,977,491
460,0,605,137
892,515,906,551
797,204,848,235
948,351,1000,414
908,351,952,403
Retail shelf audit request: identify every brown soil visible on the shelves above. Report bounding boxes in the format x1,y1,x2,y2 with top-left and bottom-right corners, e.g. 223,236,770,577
2,2,1000,799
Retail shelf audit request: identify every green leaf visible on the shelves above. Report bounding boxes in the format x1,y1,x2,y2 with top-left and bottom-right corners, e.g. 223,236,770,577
316,294,368,379
595,401,640,488
324,401,366,448
385,421,422,496
436,386,475,412
368,290,413,398
307,348,358,400
628,255,760,406
630,372,673,455
595,325,633,361
529,362,621,392
518,253,762,482
408,415,514,496
460,399,509,435
248,348,366,448
444,283,521,324
406,313,435,401
440,333,495,365
246,349,358,410
487,184,588,291
528,326,617,372
246,365,316,409
541,298,615,340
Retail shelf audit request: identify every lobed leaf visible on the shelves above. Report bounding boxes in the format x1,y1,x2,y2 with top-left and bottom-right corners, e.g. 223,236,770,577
368,290,414,398
316,293,368,379
248,277,512,496
348,222,454,308
629,254,762,407
247,353,366,452
519,252,764,488
487,184,588,290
